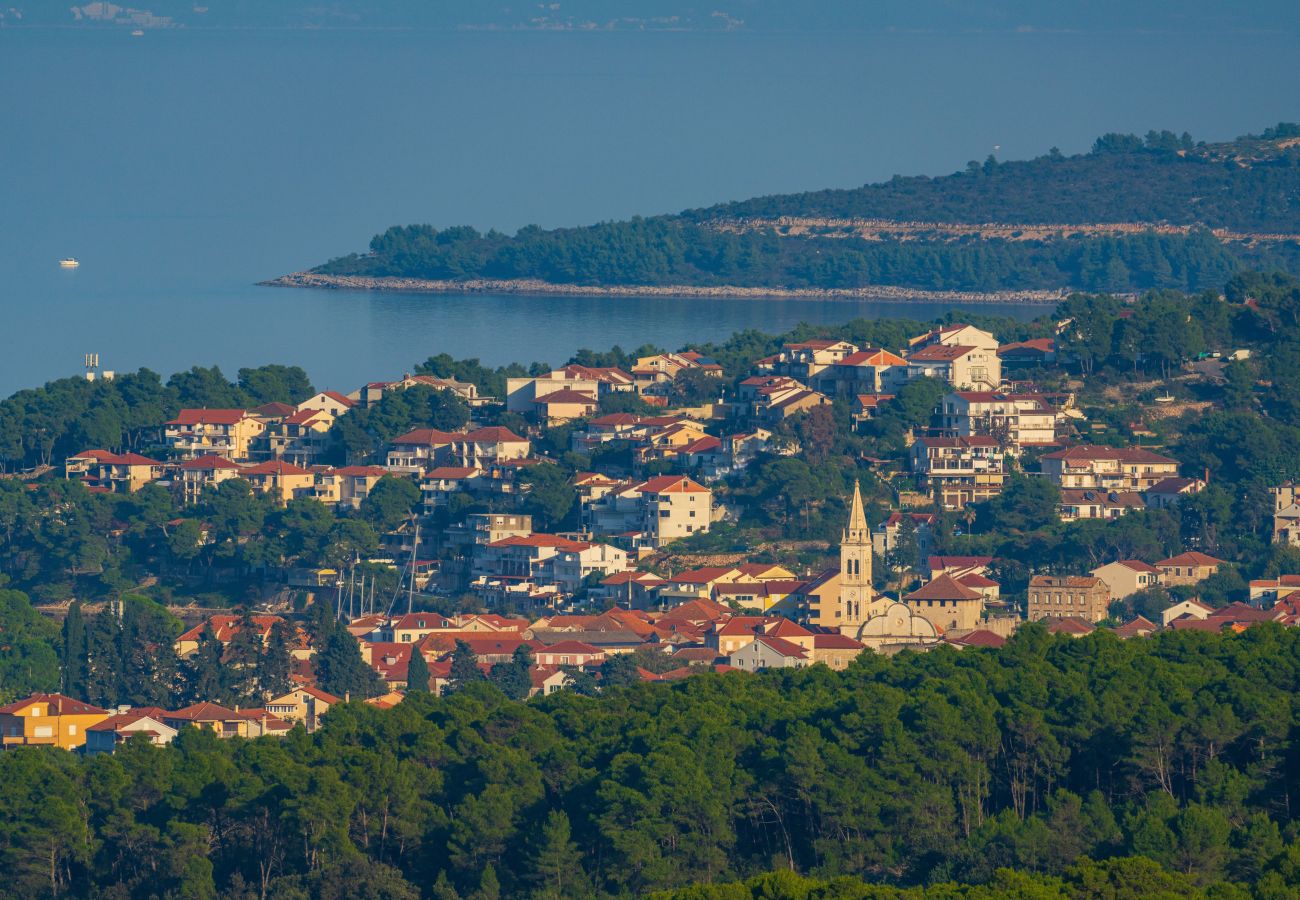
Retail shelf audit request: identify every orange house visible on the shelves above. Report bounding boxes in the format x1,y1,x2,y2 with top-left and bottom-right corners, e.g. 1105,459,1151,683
0,694,108,750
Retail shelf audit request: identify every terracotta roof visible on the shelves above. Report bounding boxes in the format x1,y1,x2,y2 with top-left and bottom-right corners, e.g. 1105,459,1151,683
811,633,864,650
332,465,389,478
928,555,994,572
918,435,1000,449
390,428,459,446
1040,445,1177,464
956,573,1000,589
906,573,983,602
425,466,480,479
1157,552,1224,568
1061,489,1146,509
1107,559,1160,574
997,338,1055,355
1029,575,1105,588
178,454,243,471
670,566,739,585
166,701,241,722
1113,616,1157,638
0,693,107,716
87,712,173,733
639,475,710,494
538,640,602,655
177,614,285,644
463,426,526,443
319,390,356,407
1045,617,1096,636
749,635,809,658
251,401,297,417
240,460,313,477
167,409,250,426
533,389,598,405
836,348,908,367
488,534,590,551
908,344,977,362
950,629,1007,648
588,413,640,426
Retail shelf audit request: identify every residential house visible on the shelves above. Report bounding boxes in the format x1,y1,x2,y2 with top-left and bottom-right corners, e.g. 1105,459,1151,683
1091,560,1162,600
450,427,530,469
386,428,458,472
927,555,995,580
873,512,936,557
1058,489,1147,522
174,454,244,503
175,615,302,659
997,338,1056,369
1161,598,1215,627
938,391,1059,449
264,686,341,732
1113,616,1157,639
313,465,389,509
164,703,291,739
754,383,831,423
262,408,335,466
1143,476,1206,509
1156,552,1224,587
1027,576,1111,623
532,388,599,424
85,710,178,753
814,348,909,397
65,450,166,493
909,324,1000,353
164,409,265,461
1249,575,1300,605
728,635,811,671
904,573,986,632
808,633,866,669
632,352,724,397
421,466,483,510
584,474,714,549
534,641,605,668
852,393,895,426
1271,482,1300,546
239,459,315,504
0,694,108,750
550,542,630,594
360,373,480,407
905,344,1001,391
910,436,1007,510
297,390,356,417
764,339,860,381
1039,446,1180,492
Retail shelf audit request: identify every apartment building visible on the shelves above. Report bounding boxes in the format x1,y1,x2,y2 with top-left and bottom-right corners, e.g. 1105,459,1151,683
1039,446,1179,492
164,409,265,461
1027,575,1111,623
938,391,1058,448
910,435,1008,510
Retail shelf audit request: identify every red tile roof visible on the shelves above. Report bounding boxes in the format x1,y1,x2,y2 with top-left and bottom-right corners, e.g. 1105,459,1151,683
950,629,1007,648
332,465,389,478
1157,552,1225,568
463,426,526,443
167,409,250,426
538,640,602,655
533,389,598,405
1041,445,1177,464
425,466,480,479
0,693,107,716
639,475,710,494
908,344,977,362
906,573,983,602
240,460,313,477
177,454,243,471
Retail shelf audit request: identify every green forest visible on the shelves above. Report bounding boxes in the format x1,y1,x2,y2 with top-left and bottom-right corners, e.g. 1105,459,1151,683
8,626,1300,897
315,125,1300,295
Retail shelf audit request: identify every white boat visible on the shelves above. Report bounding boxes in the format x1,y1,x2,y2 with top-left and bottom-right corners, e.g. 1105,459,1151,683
131,29,144,36
59,258,80,268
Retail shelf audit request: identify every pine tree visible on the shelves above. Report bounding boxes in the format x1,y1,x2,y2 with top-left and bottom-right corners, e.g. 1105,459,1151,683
446,640,484,695
488,644,531,700
257,620,294,699
468,864,499,900
528,810,587,899
180,626,229,705
406,645,430,693
84,609,124,707
316,621,384,700
224,613,263,703
61,601,89,698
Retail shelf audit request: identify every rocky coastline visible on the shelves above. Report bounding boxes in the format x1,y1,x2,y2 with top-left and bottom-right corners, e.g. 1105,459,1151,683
260,271,1066,305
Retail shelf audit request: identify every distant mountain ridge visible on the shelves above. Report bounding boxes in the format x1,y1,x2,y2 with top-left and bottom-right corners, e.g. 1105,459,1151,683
309,125,1300,296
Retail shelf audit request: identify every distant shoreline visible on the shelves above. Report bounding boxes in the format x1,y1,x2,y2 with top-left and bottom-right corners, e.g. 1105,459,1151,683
260,272,1066,305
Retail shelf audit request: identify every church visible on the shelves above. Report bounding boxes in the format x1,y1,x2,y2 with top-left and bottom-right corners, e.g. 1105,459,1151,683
793,482,941,652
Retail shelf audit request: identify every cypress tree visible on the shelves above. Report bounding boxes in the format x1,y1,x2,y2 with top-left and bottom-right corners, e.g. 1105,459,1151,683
406,645,430,693
446,640,484,695
61,601,89,698
489,644,532,700
257,620,294,699
316,621,384,700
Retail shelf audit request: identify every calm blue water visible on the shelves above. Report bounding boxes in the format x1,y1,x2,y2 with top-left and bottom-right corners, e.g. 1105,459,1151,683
1,27,1295,395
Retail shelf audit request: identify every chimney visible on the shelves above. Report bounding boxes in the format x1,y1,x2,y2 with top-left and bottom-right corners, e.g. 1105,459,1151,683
344,691,351,703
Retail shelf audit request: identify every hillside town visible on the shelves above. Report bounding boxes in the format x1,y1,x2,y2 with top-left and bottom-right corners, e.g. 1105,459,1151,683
8,303,1300,754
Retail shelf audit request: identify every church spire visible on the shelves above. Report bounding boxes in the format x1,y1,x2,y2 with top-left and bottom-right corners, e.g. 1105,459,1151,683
845,479,868,539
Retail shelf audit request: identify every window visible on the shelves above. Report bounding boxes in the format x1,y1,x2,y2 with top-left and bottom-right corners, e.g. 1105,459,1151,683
33,725,53,738
68,724,77,735
30,708,40,717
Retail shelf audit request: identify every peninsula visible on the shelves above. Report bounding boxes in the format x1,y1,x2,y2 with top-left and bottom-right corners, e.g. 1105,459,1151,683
277,124,1300,299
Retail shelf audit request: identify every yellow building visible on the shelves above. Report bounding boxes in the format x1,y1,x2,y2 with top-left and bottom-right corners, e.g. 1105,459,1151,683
792,482,886,633
164,409,266,461
239,459,315,504
264,686,341,732
0,693,108,750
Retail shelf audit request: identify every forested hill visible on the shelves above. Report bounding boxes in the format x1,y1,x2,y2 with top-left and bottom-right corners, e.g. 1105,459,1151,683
312,124,1300,295
688,125,1300,231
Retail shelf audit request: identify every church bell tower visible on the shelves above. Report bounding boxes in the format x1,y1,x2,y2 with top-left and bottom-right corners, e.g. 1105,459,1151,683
840,480,872,627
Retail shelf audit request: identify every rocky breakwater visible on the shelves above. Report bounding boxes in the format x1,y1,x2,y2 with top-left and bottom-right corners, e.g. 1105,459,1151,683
261,272,1066,305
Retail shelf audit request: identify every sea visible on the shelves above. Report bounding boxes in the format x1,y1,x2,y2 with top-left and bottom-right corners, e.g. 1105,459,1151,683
2,26,1295,396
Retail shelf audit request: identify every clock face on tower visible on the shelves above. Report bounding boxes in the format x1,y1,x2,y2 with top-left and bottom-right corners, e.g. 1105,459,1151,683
845,589,857,602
